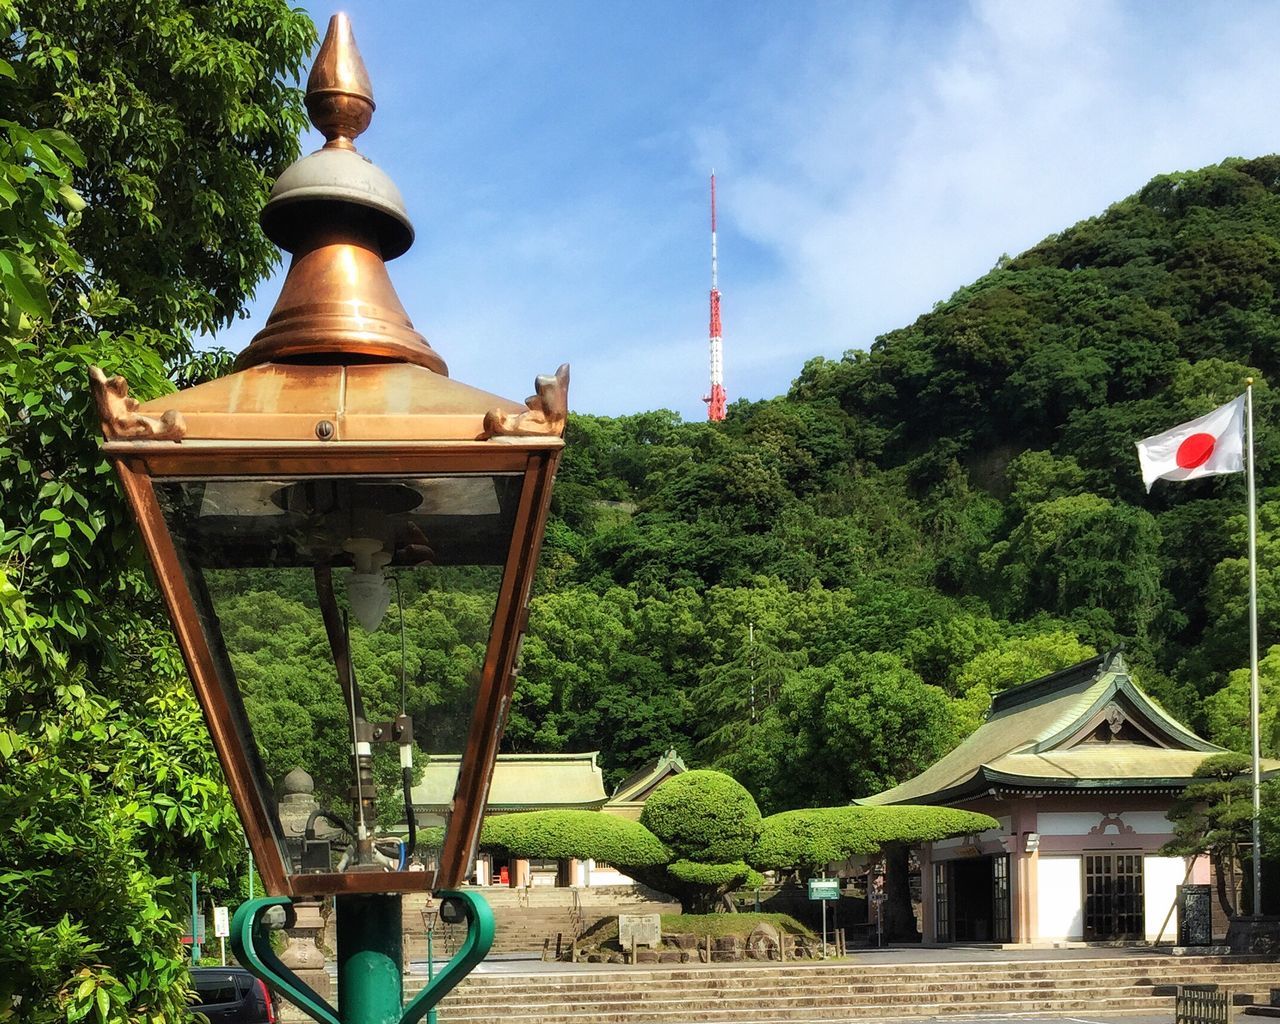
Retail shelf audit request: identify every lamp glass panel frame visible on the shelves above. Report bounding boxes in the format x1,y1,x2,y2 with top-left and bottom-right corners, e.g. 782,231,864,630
110,445,559,896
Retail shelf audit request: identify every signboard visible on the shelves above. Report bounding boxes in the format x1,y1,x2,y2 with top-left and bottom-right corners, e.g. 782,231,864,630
180,913,206,946
618,913,662,948
213,906,230,939
1177,884,1212,947
808,878,840,901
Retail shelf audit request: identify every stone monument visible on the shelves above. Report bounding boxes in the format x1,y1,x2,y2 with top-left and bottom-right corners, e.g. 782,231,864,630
274,768,333,1018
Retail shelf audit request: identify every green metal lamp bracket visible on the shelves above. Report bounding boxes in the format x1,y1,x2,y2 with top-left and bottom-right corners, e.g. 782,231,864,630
230,890,493,1024
231,896,342,1024
398,890,495,1024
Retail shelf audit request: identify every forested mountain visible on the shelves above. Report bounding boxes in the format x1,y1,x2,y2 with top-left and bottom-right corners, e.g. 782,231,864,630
230,156,1280,817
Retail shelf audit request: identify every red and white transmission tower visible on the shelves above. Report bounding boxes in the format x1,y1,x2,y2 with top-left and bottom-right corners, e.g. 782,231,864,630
703,172,727,421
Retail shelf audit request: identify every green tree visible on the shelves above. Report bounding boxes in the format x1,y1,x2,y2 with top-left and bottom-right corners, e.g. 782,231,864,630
983,494,1164,646
951,632,1097,733
1162,752,1256,917
769,652,958,807
1202,645,1280,757
479,810,668,869
1200,500,1280,683
637,770,764,913
750,806,999,876
0,3,314,1020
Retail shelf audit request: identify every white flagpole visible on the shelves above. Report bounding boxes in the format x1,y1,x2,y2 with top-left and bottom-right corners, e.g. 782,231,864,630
1247,377,1262,917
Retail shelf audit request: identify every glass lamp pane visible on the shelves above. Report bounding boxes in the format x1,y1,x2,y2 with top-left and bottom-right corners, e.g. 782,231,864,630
154,473,522,888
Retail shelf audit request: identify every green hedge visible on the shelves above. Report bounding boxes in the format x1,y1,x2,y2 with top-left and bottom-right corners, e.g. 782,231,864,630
479,810,668,867
750,805,1000,871
666,859,765,888
640,770,761,863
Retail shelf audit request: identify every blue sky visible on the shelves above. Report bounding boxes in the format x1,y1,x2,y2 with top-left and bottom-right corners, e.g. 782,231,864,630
213,1,1280,420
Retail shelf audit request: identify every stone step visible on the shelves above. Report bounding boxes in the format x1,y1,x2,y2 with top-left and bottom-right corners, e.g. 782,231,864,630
418,957,1277,991
413,956,1280,1024
435,999,1232,1024
435,986,1275,1020
435,973,1280,1007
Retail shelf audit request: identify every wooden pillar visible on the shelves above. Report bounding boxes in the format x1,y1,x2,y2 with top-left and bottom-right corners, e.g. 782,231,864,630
918,843,935,942
1010,798,1039,943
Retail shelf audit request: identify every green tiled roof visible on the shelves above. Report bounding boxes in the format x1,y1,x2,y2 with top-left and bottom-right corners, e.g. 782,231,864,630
410,751,608,811
859,650,1261,806
608,748,688,804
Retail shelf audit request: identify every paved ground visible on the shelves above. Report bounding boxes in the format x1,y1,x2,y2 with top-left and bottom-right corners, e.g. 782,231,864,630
904,1017,1172,1024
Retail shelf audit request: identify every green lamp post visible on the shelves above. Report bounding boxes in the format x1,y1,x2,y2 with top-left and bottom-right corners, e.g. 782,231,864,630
90,13,566,1024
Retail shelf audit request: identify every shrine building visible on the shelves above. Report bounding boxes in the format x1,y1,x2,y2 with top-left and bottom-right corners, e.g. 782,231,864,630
861,650,1273,944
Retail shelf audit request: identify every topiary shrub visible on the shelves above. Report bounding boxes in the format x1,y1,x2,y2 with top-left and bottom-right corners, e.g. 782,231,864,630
750,805,1000,873
635,770,763,912
751,808,856,872
479,810,668,868
666,859,765,888
640,769,761,863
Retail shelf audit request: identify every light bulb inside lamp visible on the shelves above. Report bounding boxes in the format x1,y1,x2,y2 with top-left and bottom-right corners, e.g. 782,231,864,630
343,537,392,632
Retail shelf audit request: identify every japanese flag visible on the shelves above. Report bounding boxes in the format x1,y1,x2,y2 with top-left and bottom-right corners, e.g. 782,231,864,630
1135,395,1246,492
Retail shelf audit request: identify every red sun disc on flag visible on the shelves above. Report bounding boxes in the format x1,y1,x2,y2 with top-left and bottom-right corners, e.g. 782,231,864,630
1176,432,1216,469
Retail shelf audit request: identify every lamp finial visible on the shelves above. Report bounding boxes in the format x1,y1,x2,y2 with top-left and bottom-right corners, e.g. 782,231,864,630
306,13,375,150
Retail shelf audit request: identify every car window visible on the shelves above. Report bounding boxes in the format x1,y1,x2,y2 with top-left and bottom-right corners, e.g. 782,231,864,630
194,975,240,1005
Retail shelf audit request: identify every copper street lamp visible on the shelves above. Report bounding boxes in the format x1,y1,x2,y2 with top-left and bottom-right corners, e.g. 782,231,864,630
90,14,566,1024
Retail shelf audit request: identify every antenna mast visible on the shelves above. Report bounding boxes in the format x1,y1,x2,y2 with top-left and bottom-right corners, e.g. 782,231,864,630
703,172,726,421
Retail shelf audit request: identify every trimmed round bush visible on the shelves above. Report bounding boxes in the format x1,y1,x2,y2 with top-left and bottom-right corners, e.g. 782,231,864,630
640,769,761,864
666,859,765,889
751,805,999,871
479,810,668,868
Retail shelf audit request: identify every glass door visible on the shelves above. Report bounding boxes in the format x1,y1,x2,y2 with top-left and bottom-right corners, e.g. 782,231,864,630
992,854,1011,942
1083,852,1145,939
934,861,951,942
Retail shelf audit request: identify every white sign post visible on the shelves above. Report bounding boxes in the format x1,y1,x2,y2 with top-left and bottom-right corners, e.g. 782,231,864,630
213,906,230,966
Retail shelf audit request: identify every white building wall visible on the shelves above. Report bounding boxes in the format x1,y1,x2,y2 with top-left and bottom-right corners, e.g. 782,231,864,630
583,859,634,886
1037,855,1083,941
1144,855,1188,942
1037,811,1174,835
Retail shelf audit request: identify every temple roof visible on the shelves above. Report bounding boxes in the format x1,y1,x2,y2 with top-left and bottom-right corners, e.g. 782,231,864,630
411,752,608,812
604,748,689,820
860,650,1271,806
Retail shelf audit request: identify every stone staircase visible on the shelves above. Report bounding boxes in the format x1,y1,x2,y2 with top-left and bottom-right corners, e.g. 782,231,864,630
417,953,1280,1023
402,886,679,956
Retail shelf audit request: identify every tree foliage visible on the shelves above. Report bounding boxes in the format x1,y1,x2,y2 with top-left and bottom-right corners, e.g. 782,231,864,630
640,770,761,864
134,154,1280,845
479,811,668,867
750,806,1000,874
203,161,1280,819
635,771,763,912
0,3,314,1021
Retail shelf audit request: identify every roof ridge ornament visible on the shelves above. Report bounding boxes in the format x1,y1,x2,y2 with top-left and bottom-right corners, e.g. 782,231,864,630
483,364,571,438
89,366,185,441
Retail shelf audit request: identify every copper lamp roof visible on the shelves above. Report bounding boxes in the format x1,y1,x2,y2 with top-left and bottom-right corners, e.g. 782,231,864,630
235,12,443,374
91,12,569,447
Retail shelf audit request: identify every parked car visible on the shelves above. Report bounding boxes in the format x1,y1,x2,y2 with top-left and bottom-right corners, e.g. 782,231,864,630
190,967,276,1024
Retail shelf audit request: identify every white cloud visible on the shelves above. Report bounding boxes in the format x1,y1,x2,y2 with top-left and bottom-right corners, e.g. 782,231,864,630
714,0,1280,413
210,1,1280,420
